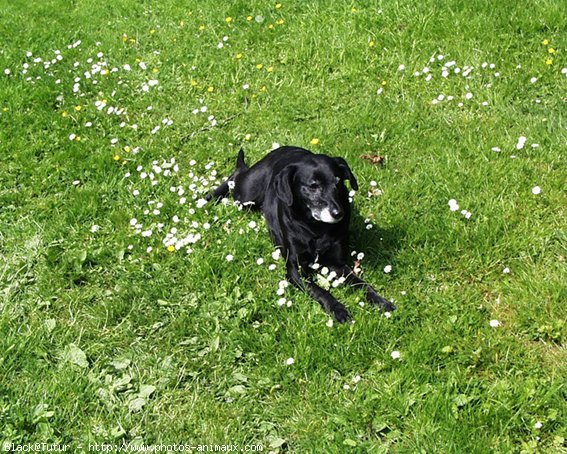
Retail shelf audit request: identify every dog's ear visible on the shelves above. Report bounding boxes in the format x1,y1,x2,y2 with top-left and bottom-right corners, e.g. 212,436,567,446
334,157,359,191
273,165,296,206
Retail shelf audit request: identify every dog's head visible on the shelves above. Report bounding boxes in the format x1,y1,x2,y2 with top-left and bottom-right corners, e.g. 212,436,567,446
274,155,358,224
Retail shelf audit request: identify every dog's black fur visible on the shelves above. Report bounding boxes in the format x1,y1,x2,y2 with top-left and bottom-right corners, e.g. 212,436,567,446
207,146,395,322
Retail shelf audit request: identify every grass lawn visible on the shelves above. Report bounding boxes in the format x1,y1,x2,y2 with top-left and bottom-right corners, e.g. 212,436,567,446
1,0,566,451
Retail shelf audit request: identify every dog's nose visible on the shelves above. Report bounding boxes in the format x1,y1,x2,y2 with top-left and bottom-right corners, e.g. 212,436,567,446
330,207,343,220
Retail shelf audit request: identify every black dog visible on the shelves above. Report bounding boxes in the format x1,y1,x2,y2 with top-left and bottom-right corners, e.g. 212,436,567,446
207,146,395,322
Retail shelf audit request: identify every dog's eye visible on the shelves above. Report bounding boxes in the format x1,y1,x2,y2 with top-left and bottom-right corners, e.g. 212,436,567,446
308,182,320,190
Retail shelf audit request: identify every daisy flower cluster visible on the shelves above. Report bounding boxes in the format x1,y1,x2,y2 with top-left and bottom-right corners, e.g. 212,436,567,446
306,249,378,294
3,35,256,260
489,134,541,163
448,199,472,220
7,44,73,83
276,279,292,308
410,54,499,107
309,262,348,291
12,38,192,163
125,151,287,262
396,52,507,109
342,373,363,391
126,158,222,254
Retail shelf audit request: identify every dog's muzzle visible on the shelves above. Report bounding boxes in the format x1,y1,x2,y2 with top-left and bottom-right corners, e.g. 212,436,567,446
312,207,344,224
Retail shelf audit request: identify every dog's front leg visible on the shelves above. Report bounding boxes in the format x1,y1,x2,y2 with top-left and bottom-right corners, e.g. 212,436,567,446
333,265,396,312
286,262,351,323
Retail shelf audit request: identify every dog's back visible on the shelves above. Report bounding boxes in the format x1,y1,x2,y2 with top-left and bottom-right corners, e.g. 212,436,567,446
232,147,312,208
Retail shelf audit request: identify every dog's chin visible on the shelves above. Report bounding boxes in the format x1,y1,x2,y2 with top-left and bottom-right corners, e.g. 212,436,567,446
312,208,343,224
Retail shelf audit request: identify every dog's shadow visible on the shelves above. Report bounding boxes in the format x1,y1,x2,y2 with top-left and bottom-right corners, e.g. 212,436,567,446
349,209,405,271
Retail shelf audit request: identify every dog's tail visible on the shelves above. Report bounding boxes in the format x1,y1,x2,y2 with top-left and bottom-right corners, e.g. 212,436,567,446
205,148,248,201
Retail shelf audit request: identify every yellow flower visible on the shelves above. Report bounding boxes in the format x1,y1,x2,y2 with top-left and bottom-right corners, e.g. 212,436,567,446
180,21,185,27
381,80,387,86
74,105,82,112
152,68,159,73
245,133,252,141
122,34,128,42
167,245,176,252
275,3,282,9
268,24,274,29
191,79,198,86
276,19,285,25
198,25,205,31
267,66,274,72
548,47,556,54
2,107,8,112
124,146,131,152
207,86,214,92
226,17,233,23
260,86,267,92
113,154,121,161
236,53,243,59
150,29,156,35
101,69,109,76
247,16,253,21
546,58,553,65
542,39,549,45
75,136,81,141
129,38,136,44
256,63,263,69
310,138,320,145
62,111,68,117
351,7,357,13
369,41,375,48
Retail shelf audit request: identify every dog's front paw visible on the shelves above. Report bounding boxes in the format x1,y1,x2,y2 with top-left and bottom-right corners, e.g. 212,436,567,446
332,304,352,323
367,290,396,312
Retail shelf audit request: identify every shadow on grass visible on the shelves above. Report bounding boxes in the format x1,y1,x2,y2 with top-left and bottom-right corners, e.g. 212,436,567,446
350,209,405,272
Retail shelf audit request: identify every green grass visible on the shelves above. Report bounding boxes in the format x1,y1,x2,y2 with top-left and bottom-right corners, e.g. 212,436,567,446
1,0,566,451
